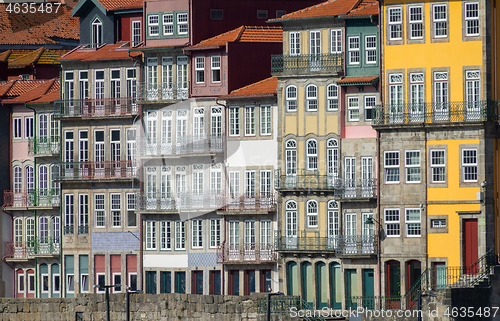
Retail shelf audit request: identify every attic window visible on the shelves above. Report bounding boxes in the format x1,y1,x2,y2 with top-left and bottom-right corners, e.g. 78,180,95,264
92,18,103,46
211,9,223,20
276,10,286,18
257,10,268,19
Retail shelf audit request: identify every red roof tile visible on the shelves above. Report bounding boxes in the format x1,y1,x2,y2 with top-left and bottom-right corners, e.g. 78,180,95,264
186,26,282,51
29,89,60,104
57,43,141,62
98,0,143,11
4,79,59,103
2,80,47,97
0,4,79,45
336,76,378,85
0,50,11,62
344,0,378,17
222,77,277,99
0,81,15,97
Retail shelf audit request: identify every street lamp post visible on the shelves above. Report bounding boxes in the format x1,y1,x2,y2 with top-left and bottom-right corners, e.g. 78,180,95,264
126,286,143,321
364,216,383,309
93,284,116,321
266,292,284,321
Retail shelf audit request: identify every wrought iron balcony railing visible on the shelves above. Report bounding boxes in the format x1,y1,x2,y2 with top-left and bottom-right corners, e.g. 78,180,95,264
217,243,276,264
217,194,276,212
142,136,224,157
137,192,224,212
28,137,60,156
3,191,28,208
346,296,403,310
78,225,89,235
275,233,377,255
271,53,343,75
373,100,499,125
55,161,138,181
64,225,74,235
275,174,377,199
55,97,139,118
139,82,189,102
28,189,60,207
4,238,60,259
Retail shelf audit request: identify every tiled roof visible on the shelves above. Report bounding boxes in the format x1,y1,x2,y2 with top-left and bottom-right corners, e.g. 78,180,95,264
2,79,59,103
0,4,79,44
0,81,15,97
344,0,378,17
186,26,282,50
57,43,142,62
222,77,277,99
29,89,60,104
268,0,377,22
336,76,378,85
7,48,69,67
0,50,11,62
108,0,143,11
2,79,47,97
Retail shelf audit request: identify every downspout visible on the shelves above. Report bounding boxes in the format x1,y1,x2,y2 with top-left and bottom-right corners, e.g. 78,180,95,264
215,98,226,295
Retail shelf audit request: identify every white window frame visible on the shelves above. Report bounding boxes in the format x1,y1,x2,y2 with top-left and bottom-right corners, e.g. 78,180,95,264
347,97,360,121
27,273,35,294
66,274,75,294
384,208,400,237
111,193,121,228
163,14,173,36
431,219,447,228
405,208,421,237
41,273,49,294
306,200,318,227
306,84,317,111
91,18,103,45
462,149,478,182
430,149,446,183
175,221,186,250
409,6,423,39
211,56,221,83
289,32,301,55
13,117,22,139
384,151,400,183
286,85,297,112
260,105,271,136
433,4,448,38
95,273,105,293
53,274,60,294
348,36,360,65
330,29,342,53
306,139,318,170
95,193,105,228
18,273,25,294
148,15,159,36
364,96,376,121
132,20,141,45
405,150,421,183
192,220,203,249
388,7,403,40
146,220,157,250
160,220,171,250
365,35,377,64
244,106,256,136
210,219,221,248
229,107,240,136
112,273,122,293
195,57,205,83
25,116,33,139
465,2,480,36
327,84,338,111
177,13,188,35
79,70,89,100
80,273,89,293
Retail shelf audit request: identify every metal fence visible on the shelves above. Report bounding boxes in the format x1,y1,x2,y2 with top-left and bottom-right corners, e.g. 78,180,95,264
141,136,224,157
55,98,139,118
275,233,377,255
139,82,189,102
28,137,60,155
271,53,343,75
55,161,138,180
217,243,276,263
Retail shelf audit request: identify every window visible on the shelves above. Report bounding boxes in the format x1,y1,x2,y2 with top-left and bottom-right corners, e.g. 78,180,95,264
25,166,34,191
79,71,89,100
127,193,136,227
260,106,271,135
257,10,268,19
365,96,375,121
148,15,159,36
127,69,138,101
81,274,89,293
286,201,298,240
289,32,300,55
195,57,205,83
430,150,446,183
192,220,203,248
210,219,221,248
96,273,106,293
211,56,221,83
28,273,36,293
405,150,420,183
306,85,317,111
229,171,240,199
331,29,342,53
260,170,272,198
385,209,400,237
110,69,120,99
64,71,74,100
53,274,60,293
389,73,403,113
211,166,222,194
146,221,157,250
79,194,89,234
365,36,377,64
245,106,256,136
466,70,480,119
193,108,205,140
67,274,74,293
41,274,49,293
78,131,87,163
211,9,223,20
327,139,339,179
406,209,421,237
211,107,222,137
229,107,240,136
132,20,141,45
286,86,297,112
174,271,186,293
92,18,103,45
463,149,477,182
431,219,447,228
465,2,479,36
64,194,74,235
388,7,403,40
384,151,400,183
410,73,424,120
163,14,173,35
433,4,447,38
348,97,359,121
177,13,188,35
307,200,318,227
113,273,121,292
177,56,189,97
348,37,360,64
95,194,105,227
13,166,22,192
111,194,121,227
25,117,33,139
13,118,22,138
409,6,423,39
306,139,318,170
244,171,256,198
276,10,286,18
327,84,338,111
160,220,171,250
95,70,104,100
175,221,186,250
285,139,297,177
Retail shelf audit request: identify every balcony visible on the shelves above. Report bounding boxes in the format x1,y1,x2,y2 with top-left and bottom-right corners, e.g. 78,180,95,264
3,191,28,208
373,101,498,126
138,82,189,103
217,243,277,264
3,189,60,208
217,194,276,214
271,53,343,76
137,192,223,212
142,136,224,158
275,233,377,256
55,97,139,118
275,174,377,199
28,137,60,156
55,161,138,181
4,238,60,260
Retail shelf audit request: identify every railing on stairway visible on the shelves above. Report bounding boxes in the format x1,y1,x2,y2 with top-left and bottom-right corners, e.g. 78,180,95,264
258,295,326,321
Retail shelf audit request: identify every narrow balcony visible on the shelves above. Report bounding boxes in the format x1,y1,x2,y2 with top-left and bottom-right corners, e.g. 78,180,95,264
141,136,224,158
137,192,223,213
373,101,498,126
28,189,60,207
4,238,60,261
55,97,139,118
217,194,276,214
55,161,138,181
271,53,343,76
3,191,28,208
275,233,377,257
138,82,189,103
275,174,377,199
28,137,60,156
217,243,277,264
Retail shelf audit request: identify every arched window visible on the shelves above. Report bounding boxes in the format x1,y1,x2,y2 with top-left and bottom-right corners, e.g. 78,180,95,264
92,18,103,46
306,84,317,111
50,164,60,192
39,165,48,190
407,260,421,291
286,261,298,295
13,166,22,192
39,217,49,241
285,200,297,249
301,261,313,305
26,218,35,244
327,84,339,110
327,201,339,246
51,216,60,242
306,139,317,170
25,166,34,191
14,218,22,245
316,262,327,308
306,200,318,227
285,139,297,176
327,139,339,180
286,86,297,112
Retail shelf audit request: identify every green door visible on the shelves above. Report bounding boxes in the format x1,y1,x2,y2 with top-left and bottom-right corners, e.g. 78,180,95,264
363,269,374,309
302,262,313,306
316,262,327,309
331,263,341,309
345,269,357,309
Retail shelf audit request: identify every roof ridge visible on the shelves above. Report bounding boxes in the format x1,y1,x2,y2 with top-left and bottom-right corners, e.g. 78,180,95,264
234,26,246,42
9,47,45,65
271,0,338,21
230,76,275,94
349,1,378,13
349,0,364,12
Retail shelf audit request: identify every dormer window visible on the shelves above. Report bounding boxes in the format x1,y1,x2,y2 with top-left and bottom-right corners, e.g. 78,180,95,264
92,18,103,46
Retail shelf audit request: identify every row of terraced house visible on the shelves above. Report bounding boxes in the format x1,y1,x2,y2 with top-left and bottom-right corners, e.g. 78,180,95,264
1,0,500,312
